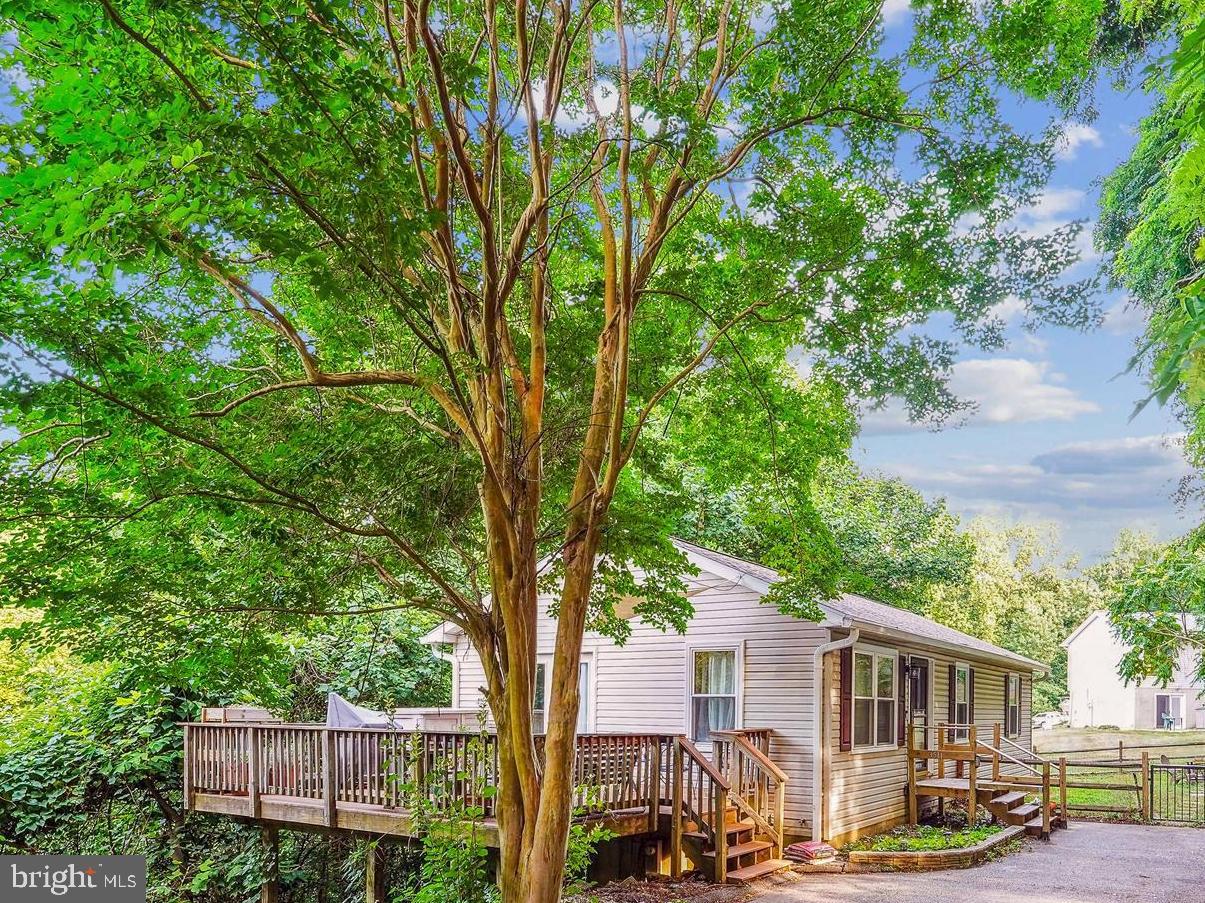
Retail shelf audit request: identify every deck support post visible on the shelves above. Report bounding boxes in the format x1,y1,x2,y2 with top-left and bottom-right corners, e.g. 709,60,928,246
671,739,683,880
992,723,1001,782
249,726,262,819
906,729,917,825
966,725,977,828
260,827,279,903
648,737,662,833
366,842,387,903
1041,762,1051,840
712,780,727,884
323,729,337,828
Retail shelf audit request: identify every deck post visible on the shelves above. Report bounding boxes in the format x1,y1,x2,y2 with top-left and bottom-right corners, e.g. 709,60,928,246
182,724,193,812
713,780,727,884
1041,762,1051,839
1140,751,1150,821
671,739,683,880
260,827,279,903
323,729,337,828
366,842,387,903
936,723,945,780
992,723,1001,782
1059,756,1068,824
966,725,977,827
648,736,662,833
774,780,786,856
906,728,917,825
248,726,261,819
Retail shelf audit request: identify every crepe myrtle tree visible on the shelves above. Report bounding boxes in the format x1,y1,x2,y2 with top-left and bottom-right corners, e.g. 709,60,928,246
0,0,1099,897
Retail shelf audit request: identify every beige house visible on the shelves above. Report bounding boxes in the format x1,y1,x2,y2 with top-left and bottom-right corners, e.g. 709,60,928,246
1064,610,1205,731
425,539,1046,845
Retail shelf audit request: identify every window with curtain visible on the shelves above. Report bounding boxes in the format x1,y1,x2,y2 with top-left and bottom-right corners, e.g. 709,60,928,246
533,663,546,734
691,649,736,742
853,649,896,748
1006,674,1021,737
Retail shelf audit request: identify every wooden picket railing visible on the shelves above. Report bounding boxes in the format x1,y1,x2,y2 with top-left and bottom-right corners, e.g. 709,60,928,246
185,724,675,826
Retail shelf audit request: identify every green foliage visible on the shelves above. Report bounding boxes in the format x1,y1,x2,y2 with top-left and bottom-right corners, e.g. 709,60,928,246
1111,525,1205,685
844,822,1003,853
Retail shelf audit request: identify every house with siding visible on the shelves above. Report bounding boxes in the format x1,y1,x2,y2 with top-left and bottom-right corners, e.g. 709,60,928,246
426,538,1047,846
1064,610,1205,731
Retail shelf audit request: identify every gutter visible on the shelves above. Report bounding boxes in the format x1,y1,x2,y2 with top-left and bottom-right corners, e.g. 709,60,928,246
811,625,859,843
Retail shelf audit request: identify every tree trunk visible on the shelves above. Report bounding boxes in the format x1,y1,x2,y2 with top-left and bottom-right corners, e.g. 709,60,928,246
481,531,598,903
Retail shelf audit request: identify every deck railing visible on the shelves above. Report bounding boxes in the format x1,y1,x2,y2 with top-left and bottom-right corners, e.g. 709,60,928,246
184,724,675,825
905,721,1064,834
711,730,787,856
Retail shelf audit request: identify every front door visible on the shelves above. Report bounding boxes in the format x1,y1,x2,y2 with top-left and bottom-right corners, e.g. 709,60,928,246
909,658,930,770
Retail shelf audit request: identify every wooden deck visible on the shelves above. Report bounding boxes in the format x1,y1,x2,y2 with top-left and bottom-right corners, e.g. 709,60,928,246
183,723,791,883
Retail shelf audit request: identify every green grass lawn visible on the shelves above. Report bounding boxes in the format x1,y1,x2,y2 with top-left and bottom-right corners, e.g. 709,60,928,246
1033,728,1205,821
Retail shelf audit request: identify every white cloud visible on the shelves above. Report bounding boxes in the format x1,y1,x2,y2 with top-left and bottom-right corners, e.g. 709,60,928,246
861,357,1100,435
1054,123,1103,161
881,0,912,25
988,294,1027,326
878,434,1192,520
1008,187,1098,268
1102,298,1148,336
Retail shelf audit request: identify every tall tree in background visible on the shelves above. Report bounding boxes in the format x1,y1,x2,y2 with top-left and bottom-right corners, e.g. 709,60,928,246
0,0,1099,897
1095,0,1205,687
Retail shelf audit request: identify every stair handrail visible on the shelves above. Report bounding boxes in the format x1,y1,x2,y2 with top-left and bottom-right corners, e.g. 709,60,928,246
975,738,1041,776
673,737,733,881
999,733,1046,765
711,731,787,856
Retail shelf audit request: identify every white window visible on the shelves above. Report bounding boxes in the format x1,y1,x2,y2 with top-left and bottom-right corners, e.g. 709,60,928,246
954,663,971,740
690,649,738,742
1006,674,1021,738
532,659,591,734
853,647,896,749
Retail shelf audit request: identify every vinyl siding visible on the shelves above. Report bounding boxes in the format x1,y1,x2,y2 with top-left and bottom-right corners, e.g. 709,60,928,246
823,636,1039,844
448,573,828,835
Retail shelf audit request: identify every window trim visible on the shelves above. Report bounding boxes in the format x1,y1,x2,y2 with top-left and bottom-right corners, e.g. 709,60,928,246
851,642,898,752
685,643,744,743
953,661,971,741
1006,673,1022,739
533,655,596,735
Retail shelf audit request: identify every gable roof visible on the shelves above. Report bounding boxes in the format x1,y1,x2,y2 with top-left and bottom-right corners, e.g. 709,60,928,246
678,539,1047,673
422,538,1048,673
1062,610,1108,649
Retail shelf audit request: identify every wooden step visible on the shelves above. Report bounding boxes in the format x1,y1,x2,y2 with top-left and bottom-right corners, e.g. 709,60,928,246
683,821,755,844
1024,815,1051,836
990,791,1026,807
1008,803,1040,822
725,858,792,884
703,840,773,861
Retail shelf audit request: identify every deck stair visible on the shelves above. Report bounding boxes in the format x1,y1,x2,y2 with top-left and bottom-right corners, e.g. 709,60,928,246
672,734,792,884
907,722,1069,840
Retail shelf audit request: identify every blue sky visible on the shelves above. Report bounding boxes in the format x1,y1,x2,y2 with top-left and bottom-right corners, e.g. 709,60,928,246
854,3,1197,563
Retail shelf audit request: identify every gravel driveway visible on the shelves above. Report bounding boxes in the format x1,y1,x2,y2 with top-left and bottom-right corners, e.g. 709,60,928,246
753,822,1205,903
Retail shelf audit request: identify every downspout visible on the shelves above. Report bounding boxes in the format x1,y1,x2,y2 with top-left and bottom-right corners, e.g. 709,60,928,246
811,625,859,843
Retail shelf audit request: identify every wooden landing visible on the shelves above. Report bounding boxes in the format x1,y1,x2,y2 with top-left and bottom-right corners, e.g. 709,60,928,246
915,777,1021,797
192,791,657,845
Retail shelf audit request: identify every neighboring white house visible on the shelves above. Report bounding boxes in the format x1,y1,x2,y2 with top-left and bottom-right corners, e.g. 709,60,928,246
423,538,1047,845
1063,610,1205,730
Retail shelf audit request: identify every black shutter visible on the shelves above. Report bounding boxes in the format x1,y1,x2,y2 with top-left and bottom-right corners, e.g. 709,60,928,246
968,667,976,726
839,647,852,752
897,655,908,746
947,663,956,721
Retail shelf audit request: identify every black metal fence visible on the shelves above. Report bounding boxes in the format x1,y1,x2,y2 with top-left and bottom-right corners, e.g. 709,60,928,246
1150,763,1205,823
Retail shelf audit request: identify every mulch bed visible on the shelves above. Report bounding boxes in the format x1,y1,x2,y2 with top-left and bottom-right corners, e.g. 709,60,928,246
568,875,750,903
